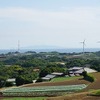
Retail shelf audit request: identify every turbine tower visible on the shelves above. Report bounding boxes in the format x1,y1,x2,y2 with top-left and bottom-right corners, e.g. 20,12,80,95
80,40,86,55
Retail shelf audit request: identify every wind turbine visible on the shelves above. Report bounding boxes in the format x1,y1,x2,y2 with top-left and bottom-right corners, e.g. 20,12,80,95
80,40,86,55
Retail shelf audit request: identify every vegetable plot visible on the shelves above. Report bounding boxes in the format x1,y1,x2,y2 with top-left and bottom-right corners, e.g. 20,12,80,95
0,84,87,97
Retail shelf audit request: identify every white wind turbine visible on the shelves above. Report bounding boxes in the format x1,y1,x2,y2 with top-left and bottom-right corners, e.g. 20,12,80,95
80,40,86,55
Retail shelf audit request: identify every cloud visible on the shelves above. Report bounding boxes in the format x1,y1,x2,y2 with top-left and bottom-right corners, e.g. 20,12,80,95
0,7,100,48
0,7,100,23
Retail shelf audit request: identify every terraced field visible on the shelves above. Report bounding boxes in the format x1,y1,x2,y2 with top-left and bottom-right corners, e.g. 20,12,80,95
47,72,100,100
0,84,87,97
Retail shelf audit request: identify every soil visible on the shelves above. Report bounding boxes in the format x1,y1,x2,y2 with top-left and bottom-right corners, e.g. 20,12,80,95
23,77,89,87
46,92,100,100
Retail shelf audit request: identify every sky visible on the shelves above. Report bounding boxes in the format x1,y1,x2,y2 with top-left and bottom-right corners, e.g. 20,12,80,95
0,0,100,49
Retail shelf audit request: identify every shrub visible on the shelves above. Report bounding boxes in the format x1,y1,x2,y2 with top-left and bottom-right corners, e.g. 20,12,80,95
82,71,95,82
36,78,43,82
5,82,14,87
85,74,95,82
82,71,87,78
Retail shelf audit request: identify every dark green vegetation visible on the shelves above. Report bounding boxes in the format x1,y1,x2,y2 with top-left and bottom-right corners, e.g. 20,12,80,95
0,51,100,87
82,71,95,82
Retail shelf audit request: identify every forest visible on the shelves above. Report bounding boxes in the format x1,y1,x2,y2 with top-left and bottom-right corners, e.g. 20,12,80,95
0,51,100,87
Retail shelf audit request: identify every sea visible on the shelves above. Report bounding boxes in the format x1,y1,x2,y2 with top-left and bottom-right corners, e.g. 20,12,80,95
0,48,100,54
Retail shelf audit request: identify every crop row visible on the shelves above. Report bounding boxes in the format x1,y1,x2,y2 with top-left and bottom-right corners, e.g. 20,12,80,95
0,84,87,96
2,84,86,92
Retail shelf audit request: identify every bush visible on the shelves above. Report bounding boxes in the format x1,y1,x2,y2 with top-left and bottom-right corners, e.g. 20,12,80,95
16,76,32,86
5,82,14,87
85,74,95,82
36,78,43,82
82,71,95,82
82,71,87,78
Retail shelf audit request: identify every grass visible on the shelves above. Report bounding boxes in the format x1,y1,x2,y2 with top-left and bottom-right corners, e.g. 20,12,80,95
2,97,46,100
50,76,81,82
90,89,100,96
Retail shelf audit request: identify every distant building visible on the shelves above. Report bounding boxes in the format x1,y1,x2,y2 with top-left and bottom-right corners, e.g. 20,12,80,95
41,72,64,81
68,67,97,74
42,74,56,81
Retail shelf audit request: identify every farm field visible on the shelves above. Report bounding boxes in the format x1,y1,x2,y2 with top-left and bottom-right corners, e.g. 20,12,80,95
0,73,100,100
23,72,100,91
50,76,81,82
47,72,100,100
0,84,87,97
23,75,89,87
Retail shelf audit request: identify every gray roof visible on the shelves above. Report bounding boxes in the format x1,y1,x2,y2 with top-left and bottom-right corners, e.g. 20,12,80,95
83,68,97,73
68,67,83,71
52,72,63,75
42,74,56,80
45,74,56,78
42,77,51,80
70,67,97,74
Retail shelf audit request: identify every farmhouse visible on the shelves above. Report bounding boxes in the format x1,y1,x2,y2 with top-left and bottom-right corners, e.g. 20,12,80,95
42,72,64,81
42,74,56,81
52,72,64,76
68,67,97,75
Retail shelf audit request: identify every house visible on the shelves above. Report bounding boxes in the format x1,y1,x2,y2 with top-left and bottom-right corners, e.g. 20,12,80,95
68,67,97,75
51,72,64,76
68,67,83,74
42,74,56,81
41,72,65,81
74,67,97,74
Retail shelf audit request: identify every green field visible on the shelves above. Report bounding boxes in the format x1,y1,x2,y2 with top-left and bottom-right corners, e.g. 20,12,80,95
90,89,100,96
1,84,87,97
50,76,81,82
2,97,46,100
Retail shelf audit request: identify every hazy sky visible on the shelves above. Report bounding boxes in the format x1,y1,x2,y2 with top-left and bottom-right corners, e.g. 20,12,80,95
0,0,100,49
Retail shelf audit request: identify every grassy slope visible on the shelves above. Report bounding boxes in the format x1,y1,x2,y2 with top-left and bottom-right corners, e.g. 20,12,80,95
90,89,100,96
50,76,81,82
47,72,100,100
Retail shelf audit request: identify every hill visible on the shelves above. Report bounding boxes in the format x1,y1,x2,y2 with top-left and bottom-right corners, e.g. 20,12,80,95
22,72,100,100
46,72,100,100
